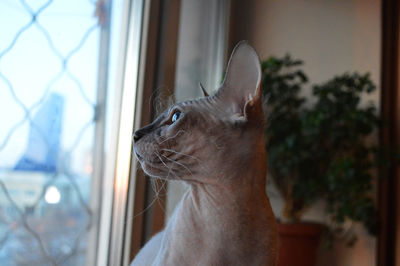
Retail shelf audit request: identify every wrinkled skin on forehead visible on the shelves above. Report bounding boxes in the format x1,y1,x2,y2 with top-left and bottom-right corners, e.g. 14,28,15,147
132,41,277,266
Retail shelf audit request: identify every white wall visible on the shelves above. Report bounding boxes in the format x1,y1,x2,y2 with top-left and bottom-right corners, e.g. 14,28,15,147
230,0,381,265
231,0,381,104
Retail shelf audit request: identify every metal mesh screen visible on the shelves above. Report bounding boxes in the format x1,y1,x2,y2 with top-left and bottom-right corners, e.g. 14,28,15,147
0,0,110,265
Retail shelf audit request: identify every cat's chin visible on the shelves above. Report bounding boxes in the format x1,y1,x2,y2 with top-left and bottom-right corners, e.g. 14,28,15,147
134,149,167,178
139,161,167,179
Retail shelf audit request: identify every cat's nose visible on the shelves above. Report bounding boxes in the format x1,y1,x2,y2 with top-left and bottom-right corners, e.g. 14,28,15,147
134,124,154,142
133,130,144,142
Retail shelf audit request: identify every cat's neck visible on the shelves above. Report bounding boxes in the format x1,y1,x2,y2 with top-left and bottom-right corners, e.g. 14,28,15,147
185,139,270,223
158,159,277,265
189,170,268,211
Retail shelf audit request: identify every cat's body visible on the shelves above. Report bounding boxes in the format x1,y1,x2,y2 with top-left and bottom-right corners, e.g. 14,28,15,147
132,42,278,266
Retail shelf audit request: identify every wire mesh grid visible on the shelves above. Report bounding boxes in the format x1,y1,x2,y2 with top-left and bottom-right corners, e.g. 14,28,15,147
0,0,108,265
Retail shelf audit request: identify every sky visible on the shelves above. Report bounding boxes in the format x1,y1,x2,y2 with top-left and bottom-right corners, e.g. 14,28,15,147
0,0,123,173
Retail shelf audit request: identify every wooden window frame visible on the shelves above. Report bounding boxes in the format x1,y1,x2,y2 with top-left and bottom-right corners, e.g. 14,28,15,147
127,0,181,262
379,0,400,265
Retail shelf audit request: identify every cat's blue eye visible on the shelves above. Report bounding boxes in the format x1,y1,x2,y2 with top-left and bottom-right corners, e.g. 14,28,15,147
171,110,182,123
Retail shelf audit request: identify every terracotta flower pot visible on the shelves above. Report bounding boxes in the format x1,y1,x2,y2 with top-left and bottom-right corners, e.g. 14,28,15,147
278,222,324,266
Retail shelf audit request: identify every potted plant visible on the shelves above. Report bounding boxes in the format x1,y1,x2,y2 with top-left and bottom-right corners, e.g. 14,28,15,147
261,55,387,266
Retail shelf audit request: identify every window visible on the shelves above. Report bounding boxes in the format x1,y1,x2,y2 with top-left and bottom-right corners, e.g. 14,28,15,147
0,0,131,265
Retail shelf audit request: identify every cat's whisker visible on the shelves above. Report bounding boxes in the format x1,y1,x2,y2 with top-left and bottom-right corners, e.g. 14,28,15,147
160,148,202,163
155,179,168,214
150,177,161,196
155,152,169,168
150,86,172,116
159,153,195,178
155,151,180,179
159,130,186,144
152,177,167,204
151,155,172,214
127,173,169,222
161,148,211,173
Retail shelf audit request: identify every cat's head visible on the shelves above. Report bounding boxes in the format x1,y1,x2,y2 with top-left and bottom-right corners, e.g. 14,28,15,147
133,42,266,184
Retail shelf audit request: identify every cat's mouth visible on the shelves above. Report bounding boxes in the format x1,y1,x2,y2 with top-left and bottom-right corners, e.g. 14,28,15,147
133,148,144,161
134,147,159,164
134,151,167,178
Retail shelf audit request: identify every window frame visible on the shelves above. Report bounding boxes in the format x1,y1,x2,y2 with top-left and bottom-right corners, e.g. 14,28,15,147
379,0,400,265
95,0,145,265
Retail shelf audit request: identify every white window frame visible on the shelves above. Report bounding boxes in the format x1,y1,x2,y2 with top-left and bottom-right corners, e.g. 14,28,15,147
96,0,146,265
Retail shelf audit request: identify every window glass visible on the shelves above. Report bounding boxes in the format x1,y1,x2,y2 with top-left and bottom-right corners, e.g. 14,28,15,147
0,0,123,264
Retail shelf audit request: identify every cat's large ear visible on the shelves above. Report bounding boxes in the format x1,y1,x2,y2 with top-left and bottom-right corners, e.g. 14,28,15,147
217,41,263,122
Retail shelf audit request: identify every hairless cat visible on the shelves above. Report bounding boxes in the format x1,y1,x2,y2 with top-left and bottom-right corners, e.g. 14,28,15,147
132,42,278,266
